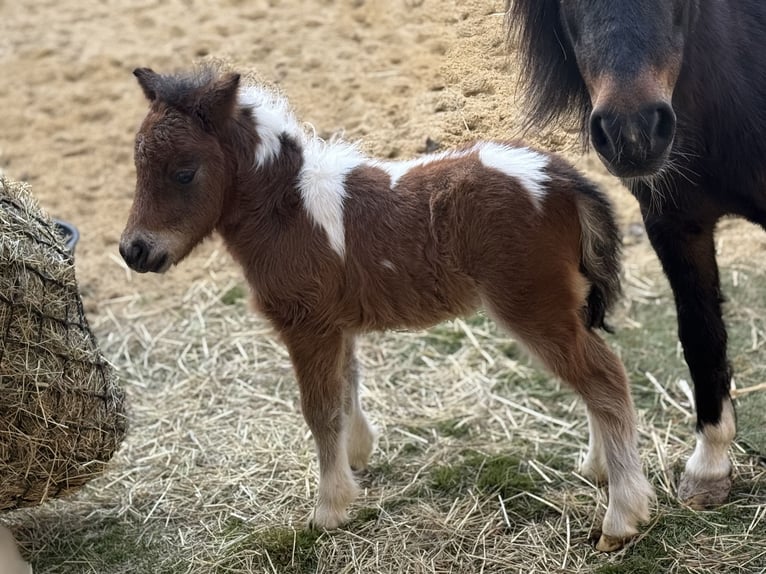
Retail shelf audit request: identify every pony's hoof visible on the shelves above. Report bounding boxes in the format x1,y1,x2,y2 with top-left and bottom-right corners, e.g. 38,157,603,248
595,532,632,552
678,472,732,509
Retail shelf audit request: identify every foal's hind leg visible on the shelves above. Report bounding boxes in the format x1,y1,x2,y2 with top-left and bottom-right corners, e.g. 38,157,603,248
581,407,609,486
342,335,376,471
283,329,359,529
532,326,652,550
486,292,652,550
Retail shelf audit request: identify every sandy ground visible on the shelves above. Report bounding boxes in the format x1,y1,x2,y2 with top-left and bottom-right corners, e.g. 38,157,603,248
2,0,764,309
1,0,521,307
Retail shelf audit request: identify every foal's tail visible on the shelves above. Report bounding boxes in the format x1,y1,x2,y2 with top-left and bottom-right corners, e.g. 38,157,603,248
575,181,622,331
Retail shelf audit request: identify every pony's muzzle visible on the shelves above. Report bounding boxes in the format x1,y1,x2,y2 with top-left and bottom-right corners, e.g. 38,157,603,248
119,234,169,273
590,102,676,177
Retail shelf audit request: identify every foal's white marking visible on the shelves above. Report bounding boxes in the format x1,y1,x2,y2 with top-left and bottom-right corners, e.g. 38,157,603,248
685,398,736,480
476,142,550,207
239,85,304,168
299,139,365,259
240,84,364,259
374,148,475,187
581,407,608,483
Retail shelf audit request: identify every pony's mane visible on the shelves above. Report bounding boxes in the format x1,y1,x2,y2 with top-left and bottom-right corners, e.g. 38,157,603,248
506,0,591,139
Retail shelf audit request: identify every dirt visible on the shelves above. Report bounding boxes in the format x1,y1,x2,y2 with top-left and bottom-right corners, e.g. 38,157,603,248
0,0,764,311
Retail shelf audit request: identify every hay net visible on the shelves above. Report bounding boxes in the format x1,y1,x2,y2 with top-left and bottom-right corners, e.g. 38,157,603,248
0,177,126,511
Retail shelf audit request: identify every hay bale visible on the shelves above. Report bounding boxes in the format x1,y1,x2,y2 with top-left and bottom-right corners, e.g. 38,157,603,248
0,177,126,511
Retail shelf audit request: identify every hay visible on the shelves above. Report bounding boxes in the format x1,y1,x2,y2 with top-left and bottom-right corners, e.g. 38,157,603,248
0,177,126,511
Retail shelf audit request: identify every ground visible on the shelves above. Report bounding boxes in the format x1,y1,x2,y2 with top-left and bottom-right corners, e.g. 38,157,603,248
0,0,764,573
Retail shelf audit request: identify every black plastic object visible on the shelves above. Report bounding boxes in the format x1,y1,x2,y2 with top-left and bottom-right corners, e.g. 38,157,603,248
52,219,80,254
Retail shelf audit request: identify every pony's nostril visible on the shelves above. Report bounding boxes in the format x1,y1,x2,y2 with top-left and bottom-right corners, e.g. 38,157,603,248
590,111,617,161
647,102,676,152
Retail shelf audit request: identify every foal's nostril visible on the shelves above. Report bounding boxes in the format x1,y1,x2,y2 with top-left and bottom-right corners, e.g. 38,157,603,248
120,237,150,269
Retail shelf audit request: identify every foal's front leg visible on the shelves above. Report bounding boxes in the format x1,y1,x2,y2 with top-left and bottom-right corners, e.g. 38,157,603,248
283,329,359,529
342,335,376,471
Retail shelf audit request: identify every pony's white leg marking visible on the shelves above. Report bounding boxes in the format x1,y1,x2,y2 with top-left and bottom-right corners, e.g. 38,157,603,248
298,140,365,259
581,408,608,485
311,423,360,529
685,398,735,480
678,398,735,508
476,142,550,207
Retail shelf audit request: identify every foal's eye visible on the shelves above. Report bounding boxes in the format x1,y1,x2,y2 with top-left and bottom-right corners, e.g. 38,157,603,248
174,170,196,185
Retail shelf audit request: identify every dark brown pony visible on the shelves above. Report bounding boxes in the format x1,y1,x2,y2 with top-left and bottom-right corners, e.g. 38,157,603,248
507,0,758,508
120,67,652,550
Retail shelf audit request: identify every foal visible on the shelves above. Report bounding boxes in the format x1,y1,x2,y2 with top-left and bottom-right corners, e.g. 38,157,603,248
120,67,652,551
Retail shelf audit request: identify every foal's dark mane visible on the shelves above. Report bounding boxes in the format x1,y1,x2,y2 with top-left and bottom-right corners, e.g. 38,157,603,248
135,68,216,107
505,0,591,138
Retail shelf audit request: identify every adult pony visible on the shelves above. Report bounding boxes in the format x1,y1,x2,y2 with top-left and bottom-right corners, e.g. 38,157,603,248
507,0,765,507
120,67,652,550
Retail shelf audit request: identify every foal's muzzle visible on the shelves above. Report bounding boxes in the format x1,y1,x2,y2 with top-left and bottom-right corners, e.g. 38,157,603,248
590,102,676,178
119,235,169,273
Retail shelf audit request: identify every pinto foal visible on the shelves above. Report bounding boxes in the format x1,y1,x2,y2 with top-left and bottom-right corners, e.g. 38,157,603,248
119,68,652,551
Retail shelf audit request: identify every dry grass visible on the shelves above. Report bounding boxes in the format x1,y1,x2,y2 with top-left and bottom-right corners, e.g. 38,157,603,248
2,237,763,573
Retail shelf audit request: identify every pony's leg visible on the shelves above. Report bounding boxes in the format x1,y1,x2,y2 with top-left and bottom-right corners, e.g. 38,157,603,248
283,329,359,529
643,208,735,508
342,335,376,471
581,407,608,485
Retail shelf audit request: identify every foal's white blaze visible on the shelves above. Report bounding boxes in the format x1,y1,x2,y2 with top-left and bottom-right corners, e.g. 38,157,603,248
685,398,736,480
477,142,550,207
298,140,365,259
239,85,303,168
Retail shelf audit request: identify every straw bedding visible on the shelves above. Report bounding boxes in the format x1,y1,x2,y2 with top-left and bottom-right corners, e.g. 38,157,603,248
0,177,126,511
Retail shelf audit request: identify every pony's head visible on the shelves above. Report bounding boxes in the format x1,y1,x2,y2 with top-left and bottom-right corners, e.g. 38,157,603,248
119,67,241,273
510,0,697,178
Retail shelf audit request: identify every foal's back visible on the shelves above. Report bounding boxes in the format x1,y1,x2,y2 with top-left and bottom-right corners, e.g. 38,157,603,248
336,142,586,333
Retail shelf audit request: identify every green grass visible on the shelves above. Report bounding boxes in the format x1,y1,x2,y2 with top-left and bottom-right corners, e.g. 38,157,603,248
215,525,323,574
220,284,247,306
16,513,177,574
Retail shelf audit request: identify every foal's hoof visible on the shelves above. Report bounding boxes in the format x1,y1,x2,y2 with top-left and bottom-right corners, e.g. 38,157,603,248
590,529,634,552
595,533,633,552
678,472,732,509
308,505,349,530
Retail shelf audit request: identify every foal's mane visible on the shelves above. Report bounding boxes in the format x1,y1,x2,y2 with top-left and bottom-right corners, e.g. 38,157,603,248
139,68,218,109
506,0,591,139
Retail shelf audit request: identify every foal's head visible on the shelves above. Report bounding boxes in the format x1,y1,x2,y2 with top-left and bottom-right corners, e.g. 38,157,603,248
559,0,696,177
120,68,242,273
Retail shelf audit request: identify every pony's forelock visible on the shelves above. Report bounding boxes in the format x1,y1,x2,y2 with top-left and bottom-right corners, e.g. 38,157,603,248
506,0,592,141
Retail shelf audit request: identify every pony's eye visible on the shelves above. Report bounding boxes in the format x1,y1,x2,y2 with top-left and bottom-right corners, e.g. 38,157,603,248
174,170,196,185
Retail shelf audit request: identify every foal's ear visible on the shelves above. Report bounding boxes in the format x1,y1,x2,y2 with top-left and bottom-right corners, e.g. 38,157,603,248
195,72,241,129
134,67,160,101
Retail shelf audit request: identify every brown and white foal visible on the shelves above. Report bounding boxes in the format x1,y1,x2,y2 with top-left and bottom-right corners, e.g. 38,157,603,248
120,67,653,551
